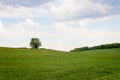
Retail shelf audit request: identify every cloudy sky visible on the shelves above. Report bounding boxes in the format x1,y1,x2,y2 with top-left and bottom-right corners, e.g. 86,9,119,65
0,0,120,51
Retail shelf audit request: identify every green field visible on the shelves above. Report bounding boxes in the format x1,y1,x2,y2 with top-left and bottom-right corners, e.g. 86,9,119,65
0,48,120,80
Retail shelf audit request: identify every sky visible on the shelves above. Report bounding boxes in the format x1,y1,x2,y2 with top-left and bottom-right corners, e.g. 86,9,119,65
0,0,120,51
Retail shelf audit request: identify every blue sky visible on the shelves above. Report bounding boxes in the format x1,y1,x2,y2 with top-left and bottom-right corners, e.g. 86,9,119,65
0,0,120,51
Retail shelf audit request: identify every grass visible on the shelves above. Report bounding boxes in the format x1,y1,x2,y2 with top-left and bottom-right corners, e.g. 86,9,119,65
0,48,120,80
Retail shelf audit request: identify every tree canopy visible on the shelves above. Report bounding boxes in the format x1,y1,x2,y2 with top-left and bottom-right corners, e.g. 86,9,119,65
30,38,41,49
70,43,120,52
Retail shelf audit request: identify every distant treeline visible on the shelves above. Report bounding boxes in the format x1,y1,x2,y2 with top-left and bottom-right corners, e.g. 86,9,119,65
70,43,120,52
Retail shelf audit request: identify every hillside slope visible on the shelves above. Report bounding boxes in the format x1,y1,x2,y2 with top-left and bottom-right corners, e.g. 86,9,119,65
0,48,120,80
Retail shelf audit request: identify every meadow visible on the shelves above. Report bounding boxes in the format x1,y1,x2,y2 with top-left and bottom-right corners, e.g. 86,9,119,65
0,47,120,80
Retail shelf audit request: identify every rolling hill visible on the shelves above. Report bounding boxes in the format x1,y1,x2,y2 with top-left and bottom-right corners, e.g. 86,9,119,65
0,47,120,80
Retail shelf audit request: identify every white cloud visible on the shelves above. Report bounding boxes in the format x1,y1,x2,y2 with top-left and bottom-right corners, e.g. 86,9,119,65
0,0,55,7
52,16,109,30
0,20,6,36
0,20,4,32
0,0,119,20
0,19,54,48
0,18,120,51
51,21,120,50
14,19,40,28
0,0,120,51
3,19,41,38
50,0,117,20
0,4,48,18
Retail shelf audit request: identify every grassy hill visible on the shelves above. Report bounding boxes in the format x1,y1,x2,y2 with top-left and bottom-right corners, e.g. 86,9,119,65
0,48,120,80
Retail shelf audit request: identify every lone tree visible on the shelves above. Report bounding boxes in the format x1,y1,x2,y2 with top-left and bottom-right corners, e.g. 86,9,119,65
30,38,41,49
